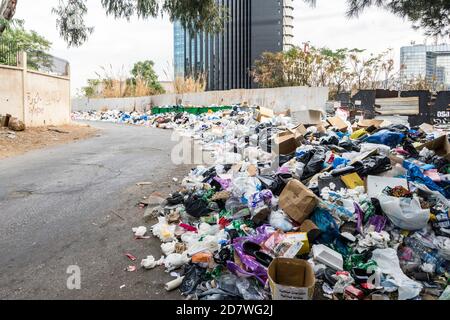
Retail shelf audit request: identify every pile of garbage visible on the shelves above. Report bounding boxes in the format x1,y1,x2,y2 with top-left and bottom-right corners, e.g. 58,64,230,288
72,108,230,130
92,105,449,300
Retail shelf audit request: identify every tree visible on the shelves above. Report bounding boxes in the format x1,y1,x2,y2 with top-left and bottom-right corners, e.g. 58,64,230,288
0,20,52,70
131,60,165,95
0,0,16,33
305,0,450,37
0,0,224,47
252,44,405,98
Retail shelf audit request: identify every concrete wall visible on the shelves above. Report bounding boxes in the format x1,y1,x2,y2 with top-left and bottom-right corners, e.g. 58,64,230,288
0,54,71,127
0,66,24,121
72,86,329,113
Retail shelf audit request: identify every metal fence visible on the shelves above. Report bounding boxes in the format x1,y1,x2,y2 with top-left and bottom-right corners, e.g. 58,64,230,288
0,38,69,76
0,38,18,66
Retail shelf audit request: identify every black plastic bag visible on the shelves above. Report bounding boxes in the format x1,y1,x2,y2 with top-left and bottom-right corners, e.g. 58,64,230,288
302,147,327,180
339,140,361,152
320,135,339,146
258,173,291,196
180,264,208,295
184,195,212,217
358,156,392,177
166,192,184,205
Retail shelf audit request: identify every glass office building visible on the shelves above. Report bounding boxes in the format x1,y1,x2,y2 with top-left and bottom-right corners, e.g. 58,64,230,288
173,0,294,91
400,44,450,90
173,21,186,78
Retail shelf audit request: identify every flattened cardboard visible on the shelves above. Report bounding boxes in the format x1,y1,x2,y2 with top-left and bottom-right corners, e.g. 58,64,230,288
417,135,450,161
291,110,322,125
358,119,384,128
279,180,318,224
327,116,348,131
268,258,316,300
418,123,435,134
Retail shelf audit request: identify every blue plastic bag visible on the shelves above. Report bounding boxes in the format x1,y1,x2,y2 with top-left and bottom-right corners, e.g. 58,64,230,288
364,130,405,148
404,161,448,198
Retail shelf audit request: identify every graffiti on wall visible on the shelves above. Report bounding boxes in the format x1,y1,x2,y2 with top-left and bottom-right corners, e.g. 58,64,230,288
433,110,450,125
26,91,63,116
26,92,44,115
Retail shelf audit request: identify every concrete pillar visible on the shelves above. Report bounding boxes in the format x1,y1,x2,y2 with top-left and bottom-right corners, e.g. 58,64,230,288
17,51,27,124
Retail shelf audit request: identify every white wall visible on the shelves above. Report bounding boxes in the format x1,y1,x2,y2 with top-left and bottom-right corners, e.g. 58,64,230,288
0,54,71,127
72,86,329,113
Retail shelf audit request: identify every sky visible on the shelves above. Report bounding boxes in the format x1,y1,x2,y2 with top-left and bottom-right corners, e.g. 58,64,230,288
15,0,430,96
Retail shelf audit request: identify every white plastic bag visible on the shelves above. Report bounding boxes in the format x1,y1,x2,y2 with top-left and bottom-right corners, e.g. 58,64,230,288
161,241,178,256
378,194,430,231
372,248,422,300
152,217,177,242
132,226,147,238
269,210,294,232
141,256,164,270
164,253,190,271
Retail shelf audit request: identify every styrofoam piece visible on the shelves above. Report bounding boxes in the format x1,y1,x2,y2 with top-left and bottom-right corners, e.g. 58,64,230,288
312,244,344,271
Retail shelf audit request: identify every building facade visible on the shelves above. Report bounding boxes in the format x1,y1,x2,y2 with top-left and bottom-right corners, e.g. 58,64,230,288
173,0,294,91
400,44,450,90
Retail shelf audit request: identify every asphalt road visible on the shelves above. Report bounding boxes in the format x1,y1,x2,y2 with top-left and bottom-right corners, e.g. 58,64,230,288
0,121,190,300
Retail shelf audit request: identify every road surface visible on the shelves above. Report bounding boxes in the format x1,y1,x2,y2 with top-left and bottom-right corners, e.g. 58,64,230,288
0,121,189,300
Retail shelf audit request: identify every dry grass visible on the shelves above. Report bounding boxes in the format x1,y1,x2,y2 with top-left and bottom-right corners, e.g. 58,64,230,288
174,75,207,94
0,124,99,160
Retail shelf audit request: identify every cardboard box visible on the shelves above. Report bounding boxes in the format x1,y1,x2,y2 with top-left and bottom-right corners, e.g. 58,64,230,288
327,116,348,132
279,180,318,224
255,107,274,122
268,258,316,300
274,131,298,155
417,135,450,161
273,232,310,257
290,124,307,138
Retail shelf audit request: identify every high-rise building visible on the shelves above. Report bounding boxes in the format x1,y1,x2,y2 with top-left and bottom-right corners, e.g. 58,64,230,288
173,0,294,91
400,44,450,90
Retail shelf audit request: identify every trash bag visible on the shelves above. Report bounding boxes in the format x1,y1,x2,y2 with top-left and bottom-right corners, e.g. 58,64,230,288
339,140,361,152
378,194,430,231
404,161,448,198
302,147,327,180
166,192,184,205
311,208,341,245
258,127,273,153
180,264,208,295
364,130,405,148
275,153,295,167
258,174,290,196
184,195,213,218
358,156,392,177
320,135,339,146
296,149,315,164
